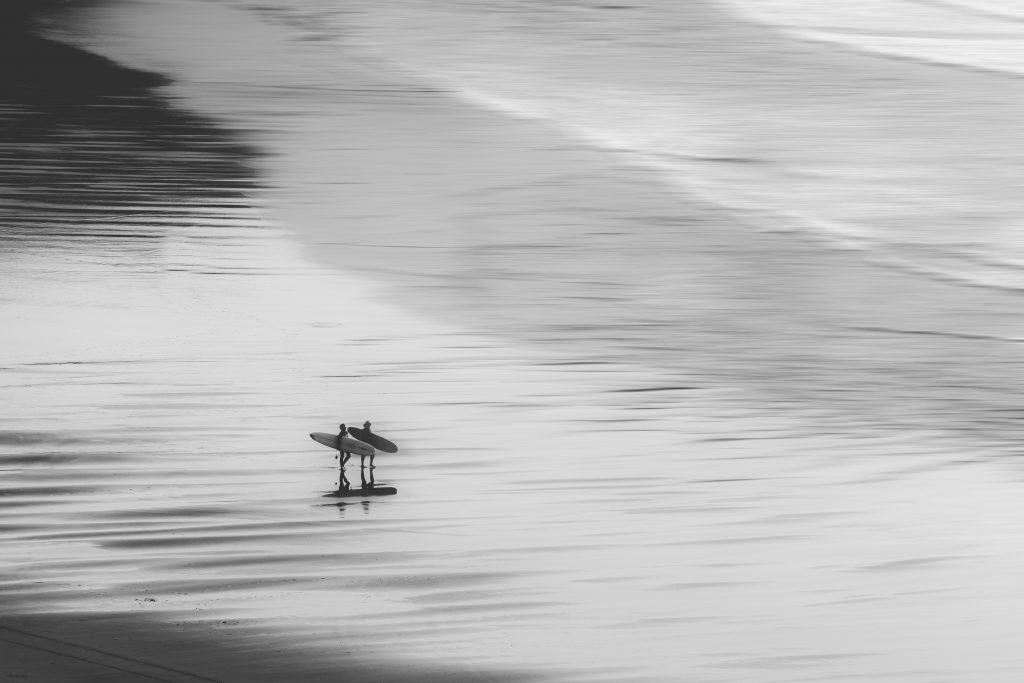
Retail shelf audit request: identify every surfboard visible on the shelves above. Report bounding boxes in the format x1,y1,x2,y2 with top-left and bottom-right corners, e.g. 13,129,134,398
324,486,397,498
309,432,375,458
347,426,398,454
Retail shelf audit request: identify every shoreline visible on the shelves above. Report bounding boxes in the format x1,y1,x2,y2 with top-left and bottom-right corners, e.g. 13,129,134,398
53,0,1024,446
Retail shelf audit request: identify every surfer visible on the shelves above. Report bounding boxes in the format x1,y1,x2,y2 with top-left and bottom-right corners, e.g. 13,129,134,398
337,423,351,490
345,421,397,463
361,421,375,470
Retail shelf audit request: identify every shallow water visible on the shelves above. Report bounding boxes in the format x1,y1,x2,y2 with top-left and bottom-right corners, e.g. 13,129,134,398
6,1,1024,681
720,0,1024,74
330,0,1024,289
299,0,1024,443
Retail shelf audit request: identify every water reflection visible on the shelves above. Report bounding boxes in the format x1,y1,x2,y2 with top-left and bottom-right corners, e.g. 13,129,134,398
327,459,398,497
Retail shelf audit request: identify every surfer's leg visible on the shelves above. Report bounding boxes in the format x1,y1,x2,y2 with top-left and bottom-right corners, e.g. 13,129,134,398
360,453,366,469
369,453,375,470
339,452,351,490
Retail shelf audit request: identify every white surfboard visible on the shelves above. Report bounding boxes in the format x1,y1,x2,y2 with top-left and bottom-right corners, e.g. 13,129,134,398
309,432,375,458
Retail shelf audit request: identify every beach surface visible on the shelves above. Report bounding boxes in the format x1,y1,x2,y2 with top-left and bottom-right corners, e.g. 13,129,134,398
6,0,1024,680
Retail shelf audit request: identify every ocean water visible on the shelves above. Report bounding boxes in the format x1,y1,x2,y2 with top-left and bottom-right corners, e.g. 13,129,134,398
7,0,1024,680
328,0,1024,284
721,0,1024,74
172,0,1024,437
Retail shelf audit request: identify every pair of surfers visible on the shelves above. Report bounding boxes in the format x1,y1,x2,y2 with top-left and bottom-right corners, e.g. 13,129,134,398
338,420,376,491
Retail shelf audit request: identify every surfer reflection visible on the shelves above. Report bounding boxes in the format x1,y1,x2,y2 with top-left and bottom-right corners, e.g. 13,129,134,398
337,423,351,491
359,465,377,490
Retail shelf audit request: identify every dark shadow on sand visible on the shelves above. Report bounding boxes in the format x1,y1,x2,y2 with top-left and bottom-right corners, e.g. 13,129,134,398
0,2,259,252
3,611,550,682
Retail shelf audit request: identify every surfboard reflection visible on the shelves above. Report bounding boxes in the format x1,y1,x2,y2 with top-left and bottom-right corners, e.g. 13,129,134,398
328,466,398,498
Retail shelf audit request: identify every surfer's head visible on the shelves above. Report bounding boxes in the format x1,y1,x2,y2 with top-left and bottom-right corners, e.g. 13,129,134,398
339,423,346,432
364,421,371,430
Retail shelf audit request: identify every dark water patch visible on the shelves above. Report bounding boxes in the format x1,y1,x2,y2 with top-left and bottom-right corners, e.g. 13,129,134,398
0,486,93,497
568,416,656,423
0,500,79,510
25,522,317,542
176,551,430,570
536,360,612,366
658,580,753,590
8,230,164,240
7,469,141,484
1,452,121,466
19,359,169,367
714,653,869,670
317,571,520,593
809,594,907,608
8,519,203,537
336,623,506,644
411,600,560,616
103,401,287,411
500,482,647,493
0,9,167,96
621,503,700,515
0,18,262,262
123,577,311,595
698,434,800,443
96,506,234,520
732,510,856,526
1,611,551,683
127,391,255,399
609,386,698,393
100,533,309,550
404,588,517,605
410,460,499,471
680,534,807,547
515,475,665,485
855,556,962,572
110,520,321,535
851,325,1024,344
572,575,637,584
602,615,714,629
0,431,97,446
461,544,606,557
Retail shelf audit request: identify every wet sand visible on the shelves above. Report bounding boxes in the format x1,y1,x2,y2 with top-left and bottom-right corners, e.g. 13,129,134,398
0,11,545,681
6,1,1024,681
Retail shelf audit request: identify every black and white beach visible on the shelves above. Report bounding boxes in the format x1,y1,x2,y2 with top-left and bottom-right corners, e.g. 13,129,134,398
6,1,1024,680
